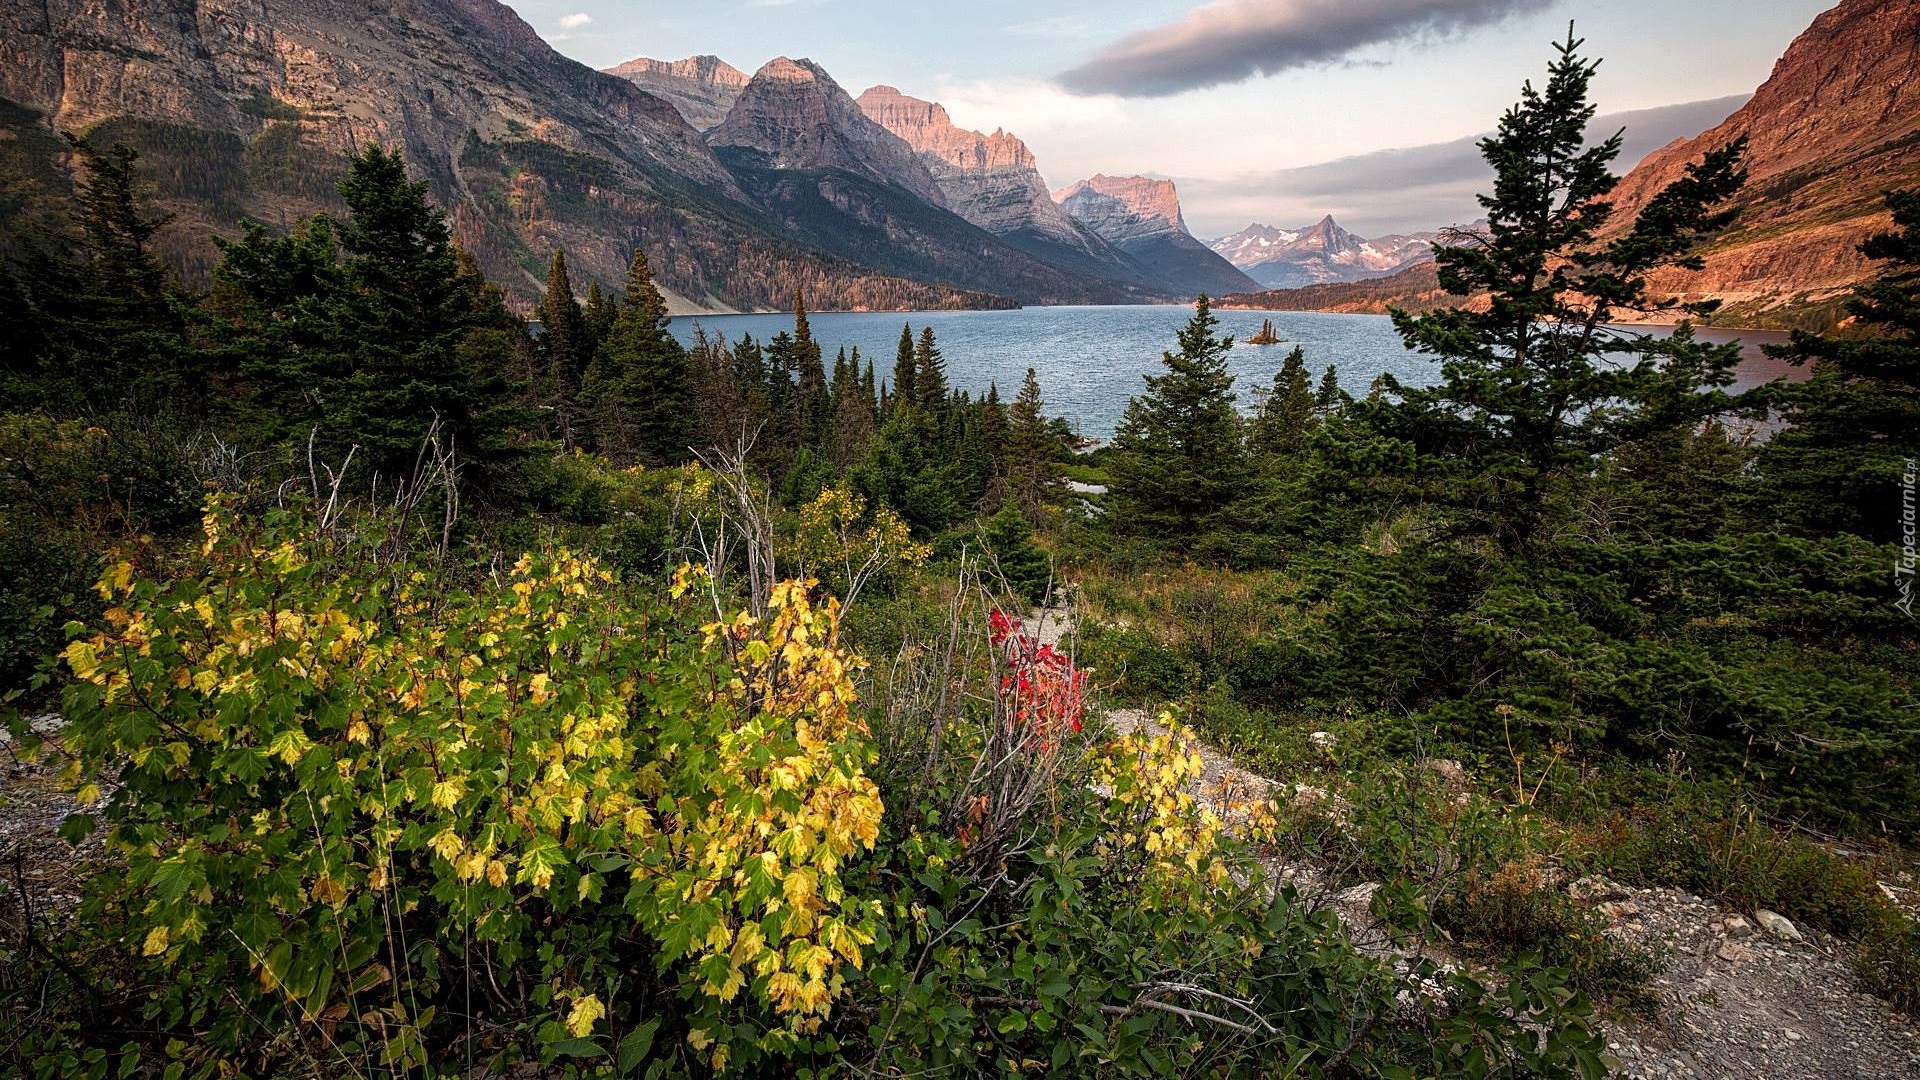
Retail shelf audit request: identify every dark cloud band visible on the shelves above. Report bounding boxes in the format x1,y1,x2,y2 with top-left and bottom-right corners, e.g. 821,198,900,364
1059,0,1561,98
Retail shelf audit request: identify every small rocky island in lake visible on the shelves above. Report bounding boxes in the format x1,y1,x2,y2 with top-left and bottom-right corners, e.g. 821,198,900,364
1246,318,1284,345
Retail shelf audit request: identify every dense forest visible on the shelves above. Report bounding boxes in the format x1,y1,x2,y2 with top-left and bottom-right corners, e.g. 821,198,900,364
1,35,1916,1079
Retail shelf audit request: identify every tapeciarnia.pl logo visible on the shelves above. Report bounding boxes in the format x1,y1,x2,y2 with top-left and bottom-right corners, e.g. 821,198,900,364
1899,457,1917,618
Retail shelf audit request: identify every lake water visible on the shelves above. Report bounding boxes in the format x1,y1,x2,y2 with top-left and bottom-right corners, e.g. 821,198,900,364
667,306,1799,440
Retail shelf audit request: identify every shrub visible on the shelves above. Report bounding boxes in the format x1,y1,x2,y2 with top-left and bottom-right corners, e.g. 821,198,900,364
48,497,884,1074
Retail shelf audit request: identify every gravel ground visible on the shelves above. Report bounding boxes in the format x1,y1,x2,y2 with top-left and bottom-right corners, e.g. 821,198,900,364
1,719,110,931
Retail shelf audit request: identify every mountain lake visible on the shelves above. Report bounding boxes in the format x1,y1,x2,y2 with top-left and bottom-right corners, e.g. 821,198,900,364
668,305,1800,440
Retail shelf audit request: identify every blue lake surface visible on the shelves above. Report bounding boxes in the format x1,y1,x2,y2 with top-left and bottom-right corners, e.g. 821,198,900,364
667,306,1797,440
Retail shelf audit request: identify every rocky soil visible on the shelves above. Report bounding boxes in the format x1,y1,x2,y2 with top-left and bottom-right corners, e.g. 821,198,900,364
1021,610,1920,1078
1093,695,1920,1080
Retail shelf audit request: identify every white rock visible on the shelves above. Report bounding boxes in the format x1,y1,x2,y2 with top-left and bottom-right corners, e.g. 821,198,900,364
1723,914,1755,938
1308,731,1336,751
1754,908,1804,942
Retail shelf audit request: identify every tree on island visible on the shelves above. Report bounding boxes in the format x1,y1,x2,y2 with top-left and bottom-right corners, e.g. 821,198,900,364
1107,296,1251,543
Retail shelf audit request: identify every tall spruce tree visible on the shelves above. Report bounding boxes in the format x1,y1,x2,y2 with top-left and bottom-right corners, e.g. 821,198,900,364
914,326,949,419
889,323,917,419
538,250,591,447
581,246,692,465
792,293,830,448
1384,29,1747,553
1314,365,1345,414
1004,368,1059,523
1107,297,1250,542
1757,189,1920,542
18,135,193,415
829,346,877,468
583,281,616,354
1250,346,1317,458
220,144,523,484
688,326,744,453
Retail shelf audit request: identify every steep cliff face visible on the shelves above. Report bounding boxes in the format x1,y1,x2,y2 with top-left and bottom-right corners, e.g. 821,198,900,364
1053,174,1258,295
853,86,1078,242
1054,175,1188,244
0,2,1016,313
701,60,1159,304
603,55,748,131
1612,0,1920,315
853,85,1163,290
709,58,946,206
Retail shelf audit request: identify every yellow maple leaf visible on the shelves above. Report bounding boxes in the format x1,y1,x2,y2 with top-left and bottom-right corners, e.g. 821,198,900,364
565,993,605,1038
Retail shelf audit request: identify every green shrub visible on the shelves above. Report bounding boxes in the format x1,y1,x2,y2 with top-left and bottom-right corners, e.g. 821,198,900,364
1592,808,1901,939
42,497,886,1075
1857,922,1920,1016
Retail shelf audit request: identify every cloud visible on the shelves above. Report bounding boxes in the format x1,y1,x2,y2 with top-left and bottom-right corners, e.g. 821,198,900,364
557,12,592,29
1182,94,1748,237
1059,0,1560,98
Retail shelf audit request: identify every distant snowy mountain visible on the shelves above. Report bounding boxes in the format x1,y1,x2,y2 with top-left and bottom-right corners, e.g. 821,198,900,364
1209,217,1445,290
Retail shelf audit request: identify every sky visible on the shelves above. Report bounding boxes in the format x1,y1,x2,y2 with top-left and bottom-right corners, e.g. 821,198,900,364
501,0,1834,237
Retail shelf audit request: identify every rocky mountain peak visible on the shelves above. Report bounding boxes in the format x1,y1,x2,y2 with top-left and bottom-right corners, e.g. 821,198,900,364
1208,216,1436,290
1053,175,1188,237
709,58,946,206
604,54,749,130
756,56,821,84
852,84,1098,250
855,86,1039,174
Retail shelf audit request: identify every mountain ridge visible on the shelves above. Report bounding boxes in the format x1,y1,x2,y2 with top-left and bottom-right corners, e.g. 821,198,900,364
603,54,748,131
1209,216,1441,289
1604,0,1920,322
1053,174,1259,296
0,0,1014,314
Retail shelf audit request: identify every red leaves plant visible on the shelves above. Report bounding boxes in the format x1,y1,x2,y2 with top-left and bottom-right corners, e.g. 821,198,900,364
989,609,1086,750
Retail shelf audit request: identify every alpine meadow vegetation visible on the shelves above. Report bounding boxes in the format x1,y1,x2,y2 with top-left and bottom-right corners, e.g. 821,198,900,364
1,26,1916,1080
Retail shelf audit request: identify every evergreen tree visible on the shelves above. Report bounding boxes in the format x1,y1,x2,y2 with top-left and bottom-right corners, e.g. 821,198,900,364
538,250,591,447
980,505,1053,604
829,346,877,468
1384,30,1747,553
1757,189,1920,542
1314,365,1345,414
914,326,949,419
762,330,800,472
16,135,193,415
730,332,775,454
581,246,692,466
688,326,744,453
1106,297,1251,542
1250,346,1317,458
220,144,525,484
583,280,616,354
1004,368,1060,523
792,293,830,448
889,323,917,419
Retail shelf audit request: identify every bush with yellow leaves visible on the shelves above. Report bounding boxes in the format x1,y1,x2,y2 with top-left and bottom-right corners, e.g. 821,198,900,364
52,496,884,1074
